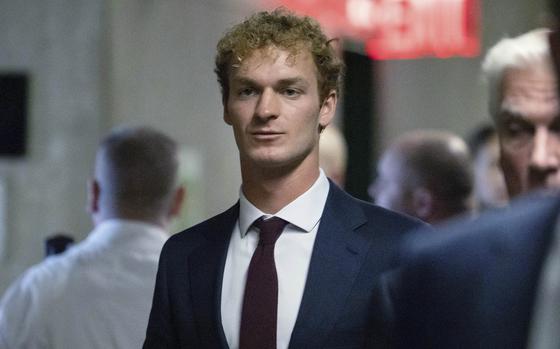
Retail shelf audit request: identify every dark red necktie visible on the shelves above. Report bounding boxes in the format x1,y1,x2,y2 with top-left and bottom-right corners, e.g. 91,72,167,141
239,216,288,349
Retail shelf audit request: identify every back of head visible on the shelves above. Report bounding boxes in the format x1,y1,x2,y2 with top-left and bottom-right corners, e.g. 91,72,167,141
95,126,179,223
214,8,344,103
482,28,552,118
393,130,473,216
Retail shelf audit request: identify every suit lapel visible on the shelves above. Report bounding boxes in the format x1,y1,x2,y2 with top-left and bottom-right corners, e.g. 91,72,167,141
189,203,239,348
289,183,370,348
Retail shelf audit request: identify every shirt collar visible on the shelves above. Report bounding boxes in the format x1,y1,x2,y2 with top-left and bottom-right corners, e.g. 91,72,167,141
87,218,168,244
238,170,330,237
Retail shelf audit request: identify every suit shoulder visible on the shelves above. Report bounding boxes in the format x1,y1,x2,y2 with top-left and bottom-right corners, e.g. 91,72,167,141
163,203,239,252
326,184,428,235
358,199,428,232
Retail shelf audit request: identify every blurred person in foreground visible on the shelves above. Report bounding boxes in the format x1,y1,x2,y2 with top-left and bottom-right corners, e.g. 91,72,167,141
144,8,425,349
370,130,474,224
0,126,184,348
375,27,560,349
467,124,508,211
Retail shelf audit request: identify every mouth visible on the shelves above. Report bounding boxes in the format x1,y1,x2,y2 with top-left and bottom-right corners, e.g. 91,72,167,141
251,130,283,140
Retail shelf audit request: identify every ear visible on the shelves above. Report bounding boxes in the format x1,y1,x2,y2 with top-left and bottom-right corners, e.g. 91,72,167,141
223,97,233,125
223,108,234,125
318,90,337,129
87,179,100,214
168,186,186,218
411,187,434,221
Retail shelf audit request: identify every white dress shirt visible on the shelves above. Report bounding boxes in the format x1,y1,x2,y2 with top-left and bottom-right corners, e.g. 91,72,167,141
0,219,168,349
221,170,330,349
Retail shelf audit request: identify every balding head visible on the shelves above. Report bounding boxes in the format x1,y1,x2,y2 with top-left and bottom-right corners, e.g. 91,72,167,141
90,126,183,227
371,130,473,224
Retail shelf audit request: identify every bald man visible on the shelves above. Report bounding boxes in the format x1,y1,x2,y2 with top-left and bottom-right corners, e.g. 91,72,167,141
370,130,473,224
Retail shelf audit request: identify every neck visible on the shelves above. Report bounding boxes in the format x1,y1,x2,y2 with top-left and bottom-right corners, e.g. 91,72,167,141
241,157,321,214
94,208,167,229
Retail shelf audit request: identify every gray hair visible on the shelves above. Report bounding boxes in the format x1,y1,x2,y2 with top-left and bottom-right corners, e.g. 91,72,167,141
482,28,552,118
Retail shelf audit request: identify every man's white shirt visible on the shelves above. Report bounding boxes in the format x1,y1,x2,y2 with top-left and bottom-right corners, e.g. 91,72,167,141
0,219,168,349
221,170,330,349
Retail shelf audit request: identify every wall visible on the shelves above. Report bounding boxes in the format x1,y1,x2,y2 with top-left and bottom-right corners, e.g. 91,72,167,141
0,0,105,293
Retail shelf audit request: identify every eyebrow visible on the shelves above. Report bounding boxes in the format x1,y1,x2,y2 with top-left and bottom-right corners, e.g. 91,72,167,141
231,77,310,88
499,110,560,129
499,109,525,121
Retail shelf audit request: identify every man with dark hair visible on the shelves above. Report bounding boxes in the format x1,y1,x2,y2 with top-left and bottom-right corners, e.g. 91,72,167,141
0,126,184,348
144,8,423,349
371,130,473,224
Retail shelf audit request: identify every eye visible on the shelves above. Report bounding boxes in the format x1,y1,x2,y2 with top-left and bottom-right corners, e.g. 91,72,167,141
499,117,534,148
501,117,533,138
238,87,256,98
282,88,301,98
549,118,560,133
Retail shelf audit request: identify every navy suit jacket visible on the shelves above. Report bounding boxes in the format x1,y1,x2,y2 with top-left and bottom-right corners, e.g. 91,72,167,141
144,181,424,348
385,191,560,349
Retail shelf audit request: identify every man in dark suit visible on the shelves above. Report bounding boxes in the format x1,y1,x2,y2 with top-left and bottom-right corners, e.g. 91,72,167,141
387,190,560,348
144,8,424,349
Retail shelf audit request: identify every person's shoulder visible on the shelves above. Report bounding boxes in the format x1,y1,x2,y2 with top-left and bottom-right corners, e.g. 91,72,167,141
163,202,239,251
0,253,73,331
10,253,74,296
327,182,428,233
360,200,427,230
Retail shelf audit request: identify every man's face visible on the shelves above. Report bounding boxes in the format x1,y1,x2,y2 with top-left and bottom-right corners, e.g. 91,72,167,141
497,64,560,198
224,47,336,171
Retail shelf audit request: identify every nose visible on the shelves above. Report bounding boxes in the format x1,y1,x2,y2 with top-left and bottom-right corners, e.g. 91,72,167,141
529,128,560,171
254,88,279,120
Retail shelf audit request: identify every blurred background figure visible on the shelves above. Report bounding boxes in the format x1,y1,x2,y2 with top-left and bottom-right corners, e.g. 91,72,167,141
319,124,348,187
0,126,184,349
369,130,473,224
44,233,74,257
467,124,508,211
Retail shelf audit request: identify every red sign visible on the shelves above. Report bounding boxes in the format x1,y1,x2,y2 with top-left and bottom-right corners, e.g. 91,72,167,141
264,0,480,60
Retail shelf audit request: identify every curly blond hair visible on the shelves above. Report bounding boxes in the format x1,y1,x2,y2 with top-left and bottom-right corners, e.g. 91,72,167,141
215,8,344,103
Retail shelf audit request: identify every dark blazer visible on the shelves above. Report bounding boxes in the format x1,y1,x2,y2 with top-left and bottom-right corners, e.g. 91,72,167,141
144,181,424,349
386,191,560,349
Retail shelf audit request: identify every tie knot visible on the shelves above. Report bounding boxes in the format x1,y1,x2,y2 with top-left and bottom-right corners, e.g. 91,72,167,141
253,217,288,245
